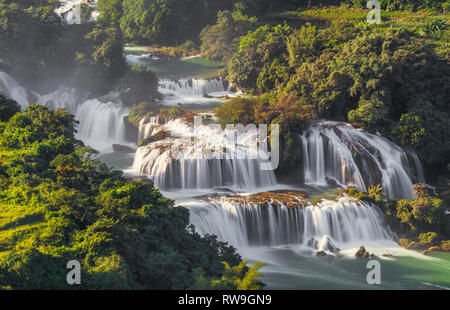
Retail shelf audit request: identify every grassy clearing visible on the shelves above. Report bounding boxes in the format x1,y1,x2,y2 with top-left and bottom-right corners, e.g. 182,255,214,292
268,6,449,31
0,203,47,252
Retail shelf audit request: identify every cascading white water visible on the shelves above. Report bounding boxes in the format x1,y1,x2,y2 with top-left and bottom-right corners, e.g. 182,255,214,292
184,196,393,250
75,99,129,152
159,78,227,96
157,78,232,106
132,118,277,190
37,87,81,114
0,71,129,153
0,72,34,109
301,122,424,199
137,116,161,143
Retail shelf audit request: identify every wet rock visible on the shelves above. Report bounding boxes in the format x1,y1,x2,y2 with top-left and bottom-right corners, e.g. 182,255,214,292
422,246,441,256
113,144,136,153
355,246,368,258
216,95,230,100
321,236,340,253
123,116,139,142
325,177,338,186
315,250,327,257
382,253,393,258
222,190,308,209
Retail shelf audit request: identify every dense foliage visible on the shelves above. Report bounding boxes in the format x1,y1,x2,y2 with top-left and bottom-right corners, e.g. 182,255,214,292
348,184,449,252
223,20,449,172
97,0,309,45
108,0,235,45
0,99,266,290
118,66,160,106
0,0,127,93
200,8,258,62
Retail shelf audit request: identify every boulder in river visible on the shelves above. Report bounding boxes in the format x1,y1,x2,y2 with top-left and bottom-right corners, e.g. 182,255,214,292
315,251,327,257
320,236,340,253
355,246,368,258
308,236,340,253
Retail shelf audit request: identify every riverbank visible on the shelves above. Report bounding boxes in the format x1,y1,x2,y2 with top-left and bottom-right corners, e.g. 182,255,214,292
124,44,225,79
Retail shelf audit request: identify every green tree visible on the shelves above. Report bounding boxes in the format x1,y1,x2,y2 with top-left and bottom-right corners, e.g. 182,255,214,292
0,93,20,122
200,9,257,62
0,95,252,290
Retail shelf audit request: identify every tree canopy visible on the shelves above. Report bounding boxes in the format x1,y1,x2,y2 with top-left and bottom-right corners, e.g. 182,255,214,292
0,99,265,290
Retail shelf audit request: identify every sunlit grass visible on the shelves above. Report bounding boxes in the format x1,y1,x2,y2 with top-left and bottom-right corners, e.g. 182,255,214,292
271,6,449,30
0,203,46,252
124,44,153,54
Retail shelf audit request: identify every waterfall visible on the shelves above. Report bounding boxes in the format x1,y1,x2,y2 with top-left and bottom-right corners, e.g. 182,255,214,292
132,118,277,190
157,78,231,105
0,72,34,109
37,87,81,114
158,78,227,97
75,99,129,152
301,122,424,199
138,116,161,143
0,71,129,153
185,196,393,250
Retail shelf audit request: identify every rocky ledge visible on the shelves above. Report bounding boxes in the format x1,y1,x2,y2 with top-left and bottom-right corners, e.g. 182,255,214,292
214,190,308,209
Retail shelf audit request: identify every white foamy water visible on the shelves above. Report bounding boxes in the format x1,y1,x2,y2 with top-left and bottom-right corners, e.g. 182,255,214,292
132,118,277,191
157,78,233,105
0,72,34,109
125,53,153,66
301,122,424,199
183,196,394,251
75,99,129,152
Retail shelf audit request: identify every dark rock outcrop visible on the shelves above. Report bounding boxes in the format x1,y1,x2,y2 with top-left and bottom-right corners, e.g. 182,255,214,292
315,250,327,257
123,116,139,142
355,246,369,258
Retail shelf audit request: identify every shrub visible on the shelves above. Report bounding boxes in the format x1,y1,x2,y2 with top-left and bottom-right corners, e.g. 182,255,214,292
0,94,20,122
159,106,184,120
128,101,161,127
418,232,439,247
118,66,160,106
138,131,170,147
215,97,257,124
0,96,249,289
